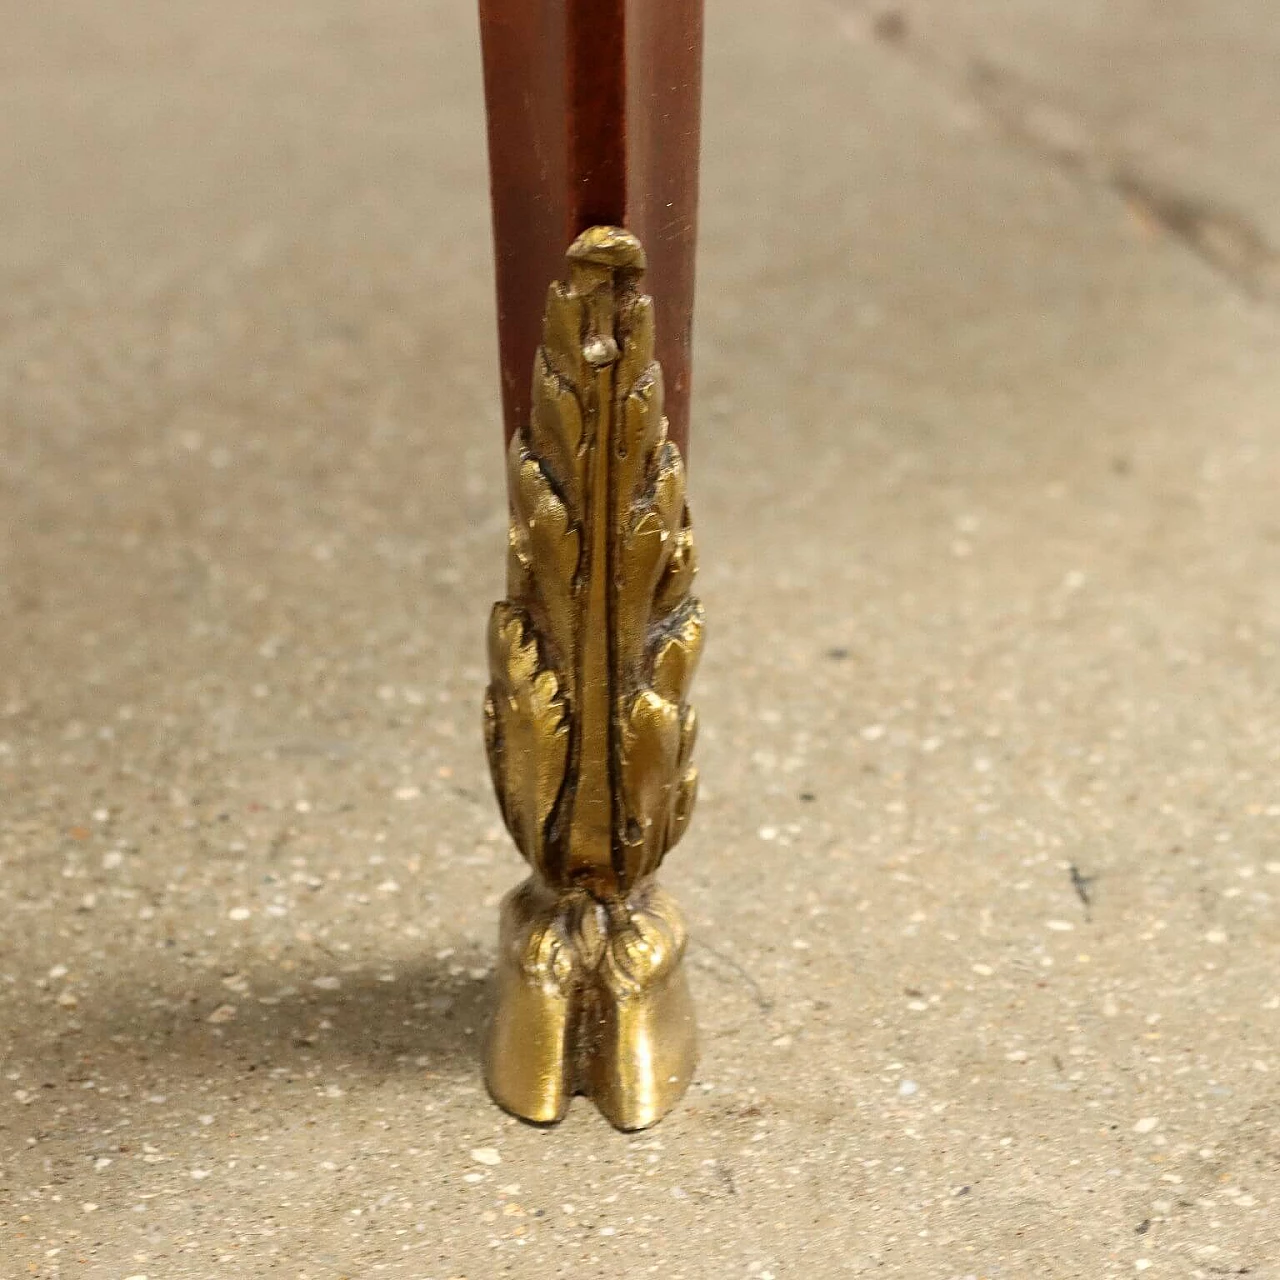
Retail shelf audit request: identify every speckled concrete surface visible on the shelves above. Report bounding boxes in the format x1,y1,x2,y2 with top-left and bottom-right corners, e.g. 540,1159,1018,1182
2,2,1279,1277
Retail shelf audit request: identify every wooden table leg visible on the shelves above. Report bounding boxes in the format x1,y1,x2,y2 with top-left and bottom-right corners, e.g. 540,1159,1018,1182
477,0,706,1130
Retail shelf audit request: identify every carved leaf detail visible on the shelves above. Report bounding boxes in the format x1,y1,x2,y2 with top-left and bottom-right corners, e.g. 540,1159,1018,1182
617,688,683,878
611,295,702,886
484,604,569,871
484,226,701,896
508,445,580,670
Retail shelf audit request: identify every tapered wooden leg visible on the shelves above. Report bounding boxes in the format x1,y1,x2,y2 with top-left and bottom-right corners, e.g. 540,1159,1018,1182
478,5,704,1130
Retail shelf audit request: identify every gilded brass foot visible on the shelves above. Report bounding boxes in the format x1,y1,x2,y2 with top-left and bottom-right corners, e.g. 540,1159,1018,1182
485,877,586,1125
482,228,703,1130
485,877,696,1130
586,881,697,1131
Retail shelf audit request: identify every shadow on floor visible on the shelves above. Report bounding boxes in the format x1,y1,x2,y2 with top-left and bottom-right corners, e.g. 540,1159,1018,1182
5,954,495,1133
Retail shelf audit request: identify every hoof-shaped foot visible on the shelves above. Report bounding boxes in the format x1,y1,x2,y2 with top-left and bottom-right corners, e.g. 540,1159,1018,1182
484,878,583,1124
588,882,697,1131
484,876,695,1130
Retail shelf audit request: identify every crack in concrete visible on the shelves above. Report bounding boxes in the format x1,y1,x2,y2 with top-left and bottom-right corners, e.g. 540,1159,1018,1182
968,58,1280,304
819,0,1280,305
1110,168,1280,302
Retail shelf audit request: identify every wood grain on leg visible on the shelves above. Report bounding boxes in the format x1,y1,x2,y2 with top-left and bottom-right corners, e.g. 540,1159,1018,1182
478,0,703,453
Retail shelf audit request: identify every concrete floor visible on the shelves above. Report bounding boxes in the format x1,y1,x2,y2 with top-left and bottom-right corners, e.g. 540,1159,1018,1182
2,1,1278,1276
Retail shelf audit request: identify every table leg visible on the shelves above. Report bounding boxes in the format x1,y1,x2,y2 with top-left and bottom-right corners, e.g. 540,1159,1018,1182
477,1,706,1130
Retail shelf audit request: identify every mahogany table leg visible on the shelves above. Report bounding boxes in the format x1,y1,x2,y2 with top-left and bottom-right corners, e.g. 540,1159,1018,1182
477,0,702,454
477,2,705,1129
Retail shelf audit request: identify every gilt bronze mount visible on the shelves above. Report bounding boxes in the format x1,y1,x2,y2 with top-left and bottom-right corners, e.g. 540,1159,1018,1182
483,228,701,1130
